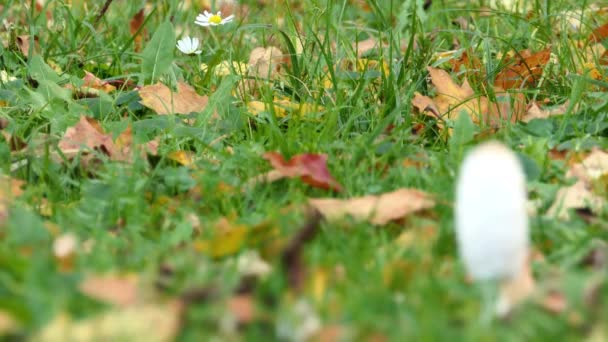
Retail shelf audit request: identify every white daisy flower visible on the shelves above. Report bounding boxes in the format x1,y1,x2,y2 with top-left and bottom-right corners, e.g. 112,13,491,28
176,36,202,55
195,11,235,27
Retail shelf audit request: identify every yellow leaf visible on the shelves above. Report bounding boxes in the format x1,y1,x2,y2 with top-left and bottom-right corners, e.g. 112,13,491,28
167,150,194,166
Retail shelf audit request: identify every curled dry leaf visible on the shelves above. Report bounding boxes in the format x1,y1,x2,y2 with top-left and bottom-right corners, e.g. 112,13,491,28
139,82,209,115
65,71,116,98
308,188,435,225
248,46,284,78
494,48,550,90
412,67,525,130
547,148,608,220
522,101,572,122
58,116,158,164
79,274,139,307
250,152,343,192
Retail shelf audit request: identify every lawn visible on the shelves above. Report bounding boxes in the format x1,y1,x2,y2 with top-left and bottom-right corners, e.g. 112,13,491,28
0,0,607,340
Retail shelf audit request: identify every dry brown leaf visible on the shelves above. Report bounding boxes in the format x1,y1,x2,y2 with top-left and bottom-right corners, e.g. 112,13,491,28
248,46,284,78
65,71,116,98
412,67,526,130
139,82,209,115
353,38,388,57
547,148,608,220
308,188,435,225
35,302,182,342
79,274,139,307
540,290,568,314
227,294,255,324
57,116,157,164
589,21,608,43
523,101,572,122
130,8,146,53
494,48,550,90
15,35,38,58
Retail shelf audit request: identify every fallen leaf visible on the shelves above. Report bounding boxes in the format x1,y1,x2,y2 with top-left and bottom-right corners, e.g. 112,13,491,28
65,71,116,98
194,218,249,258
130,8,147,52
58,116,157,164
253,152,343,192
494,48,550,90
227,294,255,324
352,38,388,56
308,188,435,225
36,302,181,342
540,290,568,314
15,35,38,58
79,274,139,307
412,67,525,130
523,101,572,122
0,311,18,335
248,46,284,78
589,21,608,43
167,150,195,166
547,148,608,220
139,82,209,115
57,116,113,160
247,97,325,119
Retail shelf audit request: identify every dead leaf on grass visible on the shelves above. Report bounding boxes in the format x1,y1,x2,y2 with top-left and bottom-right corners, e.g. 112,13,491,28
412,67,526,130
248,46,284,78
248,152,342,192
522,101,572,122
139,82,209,115
308,188,435,225
65,71,116,98
36,302,182,342
79,274,139,307
494,48,551,90
547,148,608,220
58,116,158,164
130,8,147,53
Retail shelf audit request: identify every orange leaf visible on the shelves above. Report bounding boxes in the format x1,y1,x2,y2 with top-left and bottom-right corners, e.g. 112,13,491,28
130,9,146,53
588,21,608,43
79,274,139,307
139,82,209,115
308,188,435,225
261,152,343,192
494,48,550,90
58,116,157,164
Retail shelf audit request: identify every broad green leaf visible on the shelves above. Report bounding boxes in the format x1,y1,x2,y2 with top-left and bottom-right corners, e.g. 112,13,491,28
28,55,63,84
141,21,176,83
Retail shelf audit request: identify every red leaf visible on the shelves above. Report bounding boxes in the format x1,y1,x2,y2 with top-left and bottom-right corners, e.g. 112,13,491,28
263,152,343,192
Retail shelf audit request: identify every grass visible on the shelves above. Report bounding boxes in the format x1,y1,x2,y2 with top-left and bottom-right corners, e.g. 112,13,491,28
0,0,607,340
